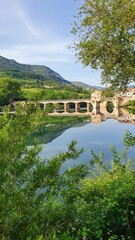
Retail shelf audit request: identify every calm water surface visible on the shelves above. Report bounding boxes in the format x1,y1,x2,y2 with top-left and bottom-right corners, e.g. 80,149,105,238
40,119,135,169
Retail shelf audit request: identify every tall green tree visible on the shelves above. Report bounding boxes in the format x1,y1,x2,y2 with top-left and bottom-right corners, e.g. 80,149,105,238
71,0,135,90
0,78,22,105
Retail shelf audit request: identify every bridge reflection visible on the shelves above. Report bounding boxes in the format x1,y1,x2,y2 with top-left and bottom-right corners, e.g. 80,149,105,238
48,108,135,125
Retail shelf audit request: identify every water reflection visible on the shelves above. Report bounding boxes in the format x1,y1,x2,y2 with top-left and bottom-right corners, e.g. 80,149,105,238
29,106,135,173
49,107,135,125
40,118,135,171
30,107,135,145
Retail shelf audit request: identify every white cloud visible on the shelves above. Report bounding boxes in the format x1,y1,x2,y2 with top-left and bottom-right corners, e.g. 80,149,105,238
0,0,42,43
16,6,40,39
0,40,74,64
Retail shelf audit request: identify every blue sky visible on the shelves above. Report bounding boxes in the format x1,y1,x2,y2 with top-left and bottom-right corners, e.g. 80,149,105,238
0,0,101,86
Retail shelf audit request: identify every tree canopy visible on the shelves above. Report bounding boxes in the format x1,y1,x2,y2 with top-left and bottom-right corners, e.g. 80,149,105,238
0,78,22,105
71,0,135,90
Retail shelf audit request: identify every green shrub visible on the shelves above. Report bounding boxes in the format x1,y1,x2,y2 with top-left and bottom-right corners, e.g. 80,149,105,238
0,107,135,240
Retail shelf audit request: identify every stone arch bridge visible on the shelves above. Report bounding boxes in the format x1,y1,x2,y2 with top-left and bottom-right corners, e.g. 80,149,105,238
12,98,119,113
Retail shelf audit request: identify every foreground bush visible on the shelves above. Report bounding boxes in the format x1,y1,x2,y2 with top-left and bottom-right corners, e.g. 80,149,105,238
0,107,135,240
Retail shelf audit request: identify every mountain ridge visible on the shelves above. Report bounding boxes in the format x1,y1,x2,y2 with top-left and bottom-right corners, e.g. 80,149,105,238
71,81,104,90
0,55,71,84
0,55,106,90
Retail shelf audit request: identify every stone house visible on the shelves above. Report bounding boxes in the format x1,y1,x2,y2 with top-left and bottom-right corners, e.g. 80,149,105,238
120,88,135,99
91,90,102,101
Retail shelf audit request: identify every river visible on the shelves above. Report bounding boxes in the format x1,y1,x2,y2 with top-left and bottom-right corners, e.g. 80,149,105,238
39,109,135,170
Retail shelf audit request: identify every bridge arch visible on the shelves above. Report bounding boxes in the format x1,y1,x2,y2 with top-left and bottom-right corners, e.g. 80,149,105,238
39,103,45,110
45,103,55,113
79,102,87,112
106,101,114,113
68,102,76,112
54,102,64,112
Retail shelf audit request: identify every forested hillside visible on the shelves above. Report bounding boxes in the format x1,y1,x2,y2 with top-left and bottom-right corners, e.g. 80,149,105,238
0,55,71,84
0,59,91,106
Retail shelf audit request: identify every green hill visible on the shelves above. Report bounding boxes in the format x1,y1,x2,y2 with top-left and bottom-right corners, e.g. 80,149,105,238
0,55,71,85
